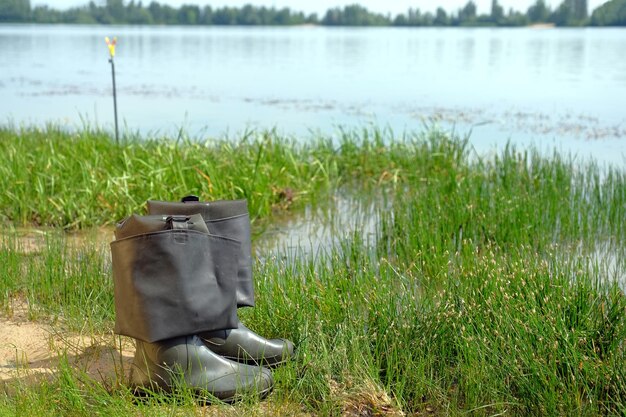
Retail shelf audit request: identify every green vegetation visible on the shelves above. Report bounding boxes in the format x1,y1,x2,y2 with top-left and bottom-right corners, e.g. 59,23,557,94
0,126,625,415
591,0,626,26
0,125,403,228
1,0,621,27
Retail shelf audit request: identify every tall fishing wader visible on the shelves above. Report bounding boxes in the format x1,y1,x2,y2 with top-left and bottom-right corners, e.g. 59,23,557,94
110,200,294,401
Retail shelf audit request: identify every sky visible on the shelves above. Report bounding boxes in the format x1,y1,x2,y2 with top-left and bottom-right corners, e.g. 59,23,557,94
35,0,609,16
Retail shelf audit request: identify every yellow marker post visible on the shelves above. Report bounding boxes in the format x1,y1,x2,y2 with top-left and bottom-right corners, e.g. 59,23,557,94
105,37,119,143
105,36,117,57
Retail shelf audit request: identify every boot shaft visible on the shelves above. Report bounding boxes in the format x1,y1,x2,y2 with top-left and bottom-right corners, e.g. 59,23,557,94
147,199,255,308
111,214,239,343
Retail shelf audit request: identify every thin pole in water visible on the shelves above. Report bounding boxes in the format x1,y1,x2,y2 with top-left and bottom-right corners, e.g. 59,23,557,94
105,36,119,143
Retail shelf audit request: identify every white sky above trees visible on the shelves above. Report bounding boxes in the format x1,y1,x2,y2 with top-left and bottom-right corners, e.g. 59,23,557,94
35,0,608,16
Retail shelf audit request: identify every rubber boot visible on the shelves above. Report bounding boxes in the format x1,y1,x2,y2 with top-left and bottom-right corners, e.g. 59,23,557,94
112,214,273,398
147,197,295,366
130,335,273,402
201,322,294,367
111,214,239,341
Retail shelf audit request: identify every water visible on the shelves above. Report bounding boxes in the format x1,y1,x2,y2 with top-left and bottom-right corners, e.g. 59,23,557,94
255,191,385,259
1,24,626,164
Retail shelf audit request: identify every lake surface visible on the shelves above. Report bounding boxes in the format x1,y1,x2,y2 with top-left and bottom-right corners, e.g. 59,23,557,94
1,24,625,164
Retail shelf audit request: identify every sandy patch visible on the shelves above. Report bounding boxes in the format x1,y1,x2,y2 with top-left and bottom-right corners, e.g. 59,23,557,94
0,308,134,387
2,226,115,255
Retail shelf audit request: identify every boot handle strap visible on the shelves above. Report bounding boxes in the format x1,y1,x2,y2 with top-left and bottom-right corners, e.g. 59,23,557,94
165,215,191,230
181,195,200,203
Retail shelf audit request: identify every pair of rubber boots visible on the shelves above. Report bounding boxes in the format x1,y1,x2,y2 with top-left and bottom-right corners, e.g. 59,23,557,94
110,196,294,402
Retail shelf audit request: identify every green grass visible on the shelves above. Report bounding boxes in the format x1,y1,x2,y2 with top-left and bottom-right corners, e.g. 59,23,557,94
0,125,427,229
0,126,624,416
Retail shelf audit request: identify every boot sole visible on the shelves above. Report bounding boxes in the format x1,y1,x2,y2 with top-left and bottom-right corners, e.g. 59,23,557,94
220,355,291,369
131,383,273,404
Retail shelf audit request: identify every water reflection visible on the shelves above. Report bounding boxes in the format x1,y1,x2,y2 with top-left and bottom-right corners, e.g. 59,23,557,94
254,194,626,291
488,37,503,69
457,35,476,70
555,37,586,80
254,192,385,259
593,243,626,289
566,239,626,291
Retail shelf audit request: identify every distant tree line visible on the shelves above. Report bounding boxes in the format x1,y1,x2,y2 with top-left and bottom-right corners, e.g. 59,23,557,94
1,0,625,26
